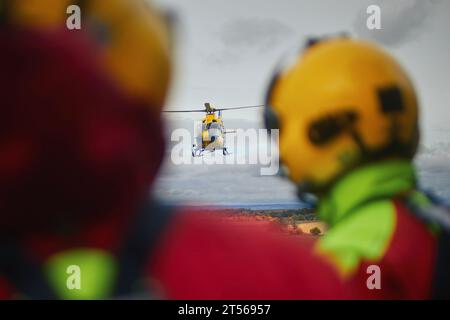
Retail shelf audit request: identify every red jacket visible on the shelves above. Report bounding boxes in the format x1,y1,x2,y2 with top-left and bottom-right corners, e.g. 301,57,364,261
0,206,350,299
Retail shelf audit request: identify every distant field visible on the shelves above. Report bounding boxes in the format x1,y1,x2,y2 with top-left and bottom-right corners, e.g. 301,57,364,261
197,207,328,237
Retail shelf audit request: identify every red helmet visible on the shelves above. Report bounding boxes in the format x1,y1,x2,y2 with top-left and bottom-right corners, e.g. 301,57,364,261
0,28,164,236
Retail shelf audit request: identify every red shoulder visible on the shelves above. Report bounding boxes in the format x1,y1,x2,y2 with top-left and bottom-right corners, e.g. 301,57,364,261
149,208,350,299
384,200,437,298
347,200,437,299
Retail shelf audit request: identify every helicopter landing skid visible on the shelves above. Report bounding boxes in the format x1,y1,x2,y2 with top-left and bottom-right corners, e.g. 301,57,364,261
192,145,206,157
191,147,231,157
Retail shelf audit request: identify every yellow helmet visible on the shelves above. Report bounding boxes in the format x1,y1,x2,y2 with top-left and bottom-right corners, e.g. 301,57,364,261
83,0,172,109
2,0,72,27
4,0,172,109
265,37,419,194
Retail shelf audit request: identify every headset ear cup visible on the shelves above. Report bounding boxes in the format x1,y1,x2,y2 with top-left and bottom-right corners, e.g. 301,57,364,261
264,105,280,132
264,70,282,132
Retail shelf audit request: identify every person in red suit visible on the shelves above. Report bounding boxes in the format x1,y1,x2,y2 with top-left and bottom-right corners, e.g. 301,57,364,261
263,35,450,299
0,2,348,300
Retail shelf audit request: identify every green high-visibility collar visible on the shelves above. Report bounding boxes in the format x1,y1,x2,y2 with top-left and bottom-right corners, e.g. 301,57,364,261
318,160,417,227
315,160,418,276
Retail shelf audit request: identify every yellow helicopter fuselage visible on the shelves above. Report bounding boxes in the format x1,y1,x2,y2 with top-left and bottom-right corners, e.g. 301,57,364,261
201,113,224,149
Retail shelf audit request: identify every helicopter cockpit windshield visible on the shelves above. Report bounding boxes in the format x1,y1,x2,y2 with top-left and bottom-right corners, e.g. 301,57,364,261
206,122,222,141
207,122,220,130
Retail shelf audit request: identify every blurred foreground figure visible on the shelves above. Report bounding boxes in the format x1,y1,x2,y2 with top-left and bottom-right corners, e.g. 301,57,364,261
265,36,450,299
0,1,347,299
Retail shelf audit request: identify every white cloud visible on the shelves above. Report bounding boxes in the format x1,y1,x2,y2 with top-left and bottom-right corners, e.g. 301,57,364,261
353,0,443,47
204,18,295,66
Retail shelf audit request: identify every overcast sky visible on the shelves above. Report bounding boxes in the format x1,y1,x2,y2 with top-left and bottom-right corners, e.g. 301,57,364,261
151,0,450,205
154,0,450,145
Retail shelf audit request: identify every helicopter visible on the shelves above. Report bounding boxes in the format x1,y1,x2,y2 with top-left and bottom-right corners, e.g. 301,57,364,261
163,102,264,157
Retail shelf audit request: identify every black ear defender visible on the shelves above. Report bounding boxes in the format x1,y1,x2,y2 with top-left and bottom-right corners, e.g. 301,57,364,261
308,111,358,146
264,73,281,132
264,106,280,132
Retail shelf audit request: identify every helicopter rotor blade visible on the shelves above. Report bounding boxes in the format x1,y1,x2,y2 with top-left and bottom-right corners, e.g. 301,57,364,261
216,105,265,111
162,109,206,113
162,104,265,113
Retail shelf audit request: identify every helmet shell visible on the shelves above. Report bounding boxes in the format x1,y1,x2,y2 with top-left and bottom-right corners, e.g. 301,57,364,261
267,38,419,191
